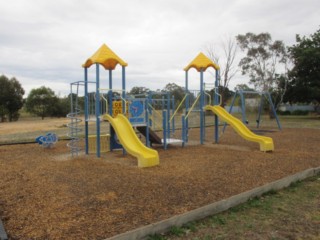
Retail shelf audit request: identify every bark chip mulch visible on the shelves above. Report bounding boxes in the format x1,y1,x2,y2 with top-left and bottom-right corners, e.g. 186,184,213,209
0,127,319,239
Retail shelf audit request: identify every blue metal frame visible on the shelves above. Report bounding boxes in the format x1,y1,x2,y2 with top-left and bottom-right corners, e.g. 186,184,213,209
172,96,175,133
240,90,247,123
185,71,189,142
181,114,186,147
214,70,219,143
257,94,264,128
166,93,170,138
122,66,126,113
145,101,150,147
200,69,204,144
108,69,113,115
228,90,282,130
84,68,89,154
162,110,167,150
266,92,282,130
95,63,101,157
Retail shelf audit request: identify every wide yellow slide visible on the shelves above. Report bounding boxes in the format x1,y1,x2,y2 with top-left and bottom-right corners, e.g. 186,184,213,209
104,114,159,167
205,105,274,152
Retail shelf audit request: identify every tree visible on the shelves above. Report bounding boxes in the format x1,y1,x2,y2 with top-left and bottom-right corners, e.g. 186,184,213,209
209,86,233,106
51,97,70,118
0,75,25,122
204,36,239,107
128,86,150,96
234,83,255,92
162,83,185,108
234,83,256,98
236,33,289,92
286,28,320,111
25,86,59,120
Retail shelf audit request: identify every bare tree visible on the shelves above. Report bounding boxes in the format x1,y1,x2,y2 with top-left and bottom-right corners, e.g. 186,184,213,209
204,36,239,106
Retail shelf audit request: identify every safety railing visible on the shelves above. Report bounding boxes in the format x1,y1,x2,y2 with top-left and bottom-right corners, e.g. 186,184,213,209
147,103,163,130
185,93,201,119
169,93,189,123
99,88,128,115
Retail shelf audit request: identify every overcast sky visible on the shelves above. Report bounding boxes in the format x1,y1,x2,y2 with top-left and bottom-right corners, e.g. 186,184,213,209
0,0,319,96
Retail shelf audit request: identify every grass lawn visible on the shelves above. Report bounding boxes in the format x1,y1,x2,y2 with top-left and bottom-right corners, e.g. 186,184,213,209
150,174,320,240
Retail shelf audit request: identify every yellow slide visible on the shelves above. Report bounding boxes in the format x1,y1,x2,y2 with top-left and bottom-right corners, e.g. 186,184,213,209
104,114,159,167
205,105,274,152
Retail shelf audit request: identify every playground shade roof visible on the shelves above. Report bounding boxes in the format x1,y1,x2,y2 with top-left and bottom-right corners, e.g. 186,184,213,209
184,52,220,72
82,44,128,70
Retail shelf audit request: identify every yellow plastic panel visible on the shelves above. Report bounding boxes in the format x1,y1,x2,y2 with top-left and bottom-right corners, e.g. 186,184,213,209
88,134,110,153
205,105,274,152
184,52,220,72
104,114,159,167
112,100,129,117
82,44,128,70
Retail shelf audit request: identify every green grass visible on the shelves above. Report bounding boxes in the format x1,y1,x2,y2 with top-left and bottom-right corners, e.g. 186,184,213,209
149,174,320,240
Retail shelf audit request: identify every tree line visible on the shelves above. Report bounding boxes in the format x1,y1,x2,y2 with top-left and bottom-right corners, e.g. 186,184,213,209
0,78,70,122
1,28,319,121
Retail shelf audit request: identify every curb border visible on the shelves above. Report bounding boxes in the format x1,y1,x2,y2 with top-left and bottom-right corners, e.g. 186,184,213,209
106,167,320,240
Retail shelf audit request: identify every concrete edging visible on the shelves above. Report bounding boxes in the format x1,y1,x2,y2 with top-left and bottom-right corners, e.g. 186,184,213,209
0,218,8,240
106,167,320,240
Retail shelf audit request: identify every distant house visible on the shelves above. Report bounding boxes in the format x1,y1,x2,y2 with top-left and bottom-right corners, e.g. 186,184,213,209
279,103,316,112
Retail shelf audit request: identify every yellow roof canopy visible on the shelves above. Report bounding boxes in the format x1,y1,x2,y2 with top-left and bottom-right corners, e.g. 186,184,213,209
184,52,219,72
82,44,128,70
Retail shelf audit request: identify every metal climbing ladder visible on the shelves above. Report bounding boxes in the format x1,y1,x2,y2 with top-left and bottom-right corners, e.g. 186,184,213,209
67,81,83,157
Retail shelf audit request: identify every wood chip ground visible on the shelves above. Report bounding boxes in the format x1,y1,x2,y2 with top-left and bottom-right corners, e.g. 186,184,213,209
0,127,319,239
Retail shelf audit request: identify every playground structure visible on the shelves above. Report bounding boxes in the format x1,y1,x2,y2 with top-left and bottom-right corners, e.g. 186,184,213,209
228,90,282,130
67,44,277,167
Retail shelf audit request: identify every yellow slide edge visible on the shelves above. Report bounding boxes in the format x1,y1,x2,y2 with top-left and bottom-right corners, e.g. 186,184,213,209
104,114,159,167
205,105,274,152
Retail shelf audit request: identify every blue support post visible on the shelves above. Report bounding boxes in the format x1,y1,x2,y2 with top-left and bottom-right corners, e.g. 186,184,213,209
122,66,126,155
214,70,220,143
167,93,170,139
84,68,89,154
266,92,282,130
122,66,126,114
228,90,237,113
162,96,165,113
108,69,113,115
239,90,247,124
203,81,206,140
200,69,204,144
223,90,238,133
172,96,175,133
95,64,101,157
185,71,189,142
182,115,185,147
162,110,167,150
257,94,264,128
145,100,150,147
148,93,152,127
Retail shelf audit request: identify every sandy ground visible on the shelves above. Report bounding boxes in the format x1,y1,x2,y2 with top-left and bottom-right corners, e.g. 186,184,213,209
0,124,319,239
0,118,68,135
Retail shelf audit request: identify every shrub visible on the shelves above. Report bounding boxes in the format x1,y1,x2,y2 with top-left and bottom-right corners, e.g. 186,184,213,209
278,110,291,115
291,110,309,115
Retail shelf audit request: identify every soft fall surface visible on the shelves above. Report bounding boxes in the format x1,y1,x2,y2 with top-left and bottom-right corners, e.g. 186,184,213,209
0,127,319,239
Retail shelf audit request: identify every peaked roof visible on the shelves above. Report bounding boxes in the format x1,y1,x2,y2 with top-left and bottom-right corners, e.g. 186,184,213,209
184,52,219,72
82,44,128,70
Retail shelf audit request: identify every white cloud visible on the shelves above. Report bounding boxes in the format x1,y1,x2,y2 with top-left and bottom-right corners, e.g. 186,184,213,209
0,0,319,97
